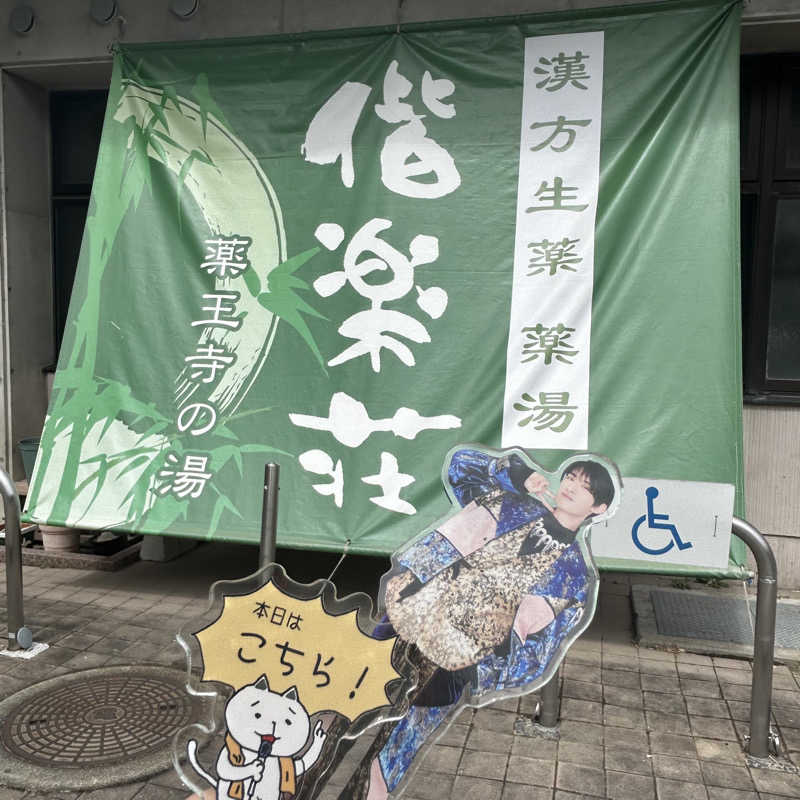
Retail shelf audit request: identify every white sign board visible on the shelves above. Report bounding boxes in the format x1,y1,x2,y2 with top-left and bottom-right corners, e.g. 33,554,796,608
589,477,734,570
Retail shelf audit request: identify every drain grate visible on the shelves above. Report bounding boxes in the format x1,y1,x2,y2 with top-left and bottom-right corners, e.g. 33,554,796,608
650,589,800,648
2,671,194,766
0,665,207,790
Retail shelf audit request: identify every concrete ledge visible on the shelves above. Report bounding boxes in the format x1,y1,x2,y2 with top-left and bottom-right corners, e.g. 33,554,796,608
0,541,140,571
140,534,197,562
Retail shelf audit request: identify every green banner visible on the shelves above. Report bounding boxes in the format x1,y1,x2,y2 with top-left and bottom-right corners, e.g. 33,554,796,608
23,0,744,567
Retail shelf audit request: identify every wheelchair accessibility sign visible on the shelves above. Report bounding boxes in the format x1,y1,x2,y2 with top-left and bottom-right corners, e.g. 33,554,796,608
632,487,694,556
590,478,734,570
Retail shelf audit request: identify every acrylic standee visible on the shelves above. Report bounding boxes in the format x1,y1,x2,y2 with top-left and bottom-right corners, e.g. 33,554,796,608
339,443,621,799
173,562,419,800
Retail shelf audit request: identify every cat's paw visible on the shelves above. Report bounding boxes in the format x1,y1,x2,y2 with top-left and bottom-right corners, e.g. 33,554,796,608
313,720,327,742
251,760,265,781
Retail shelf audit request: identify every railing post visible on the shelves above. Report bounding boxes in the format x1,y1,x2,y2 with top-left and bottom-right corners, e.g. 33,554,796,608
732,516,778,760
0,468,25,650
259,463,279,570
537,666,561,728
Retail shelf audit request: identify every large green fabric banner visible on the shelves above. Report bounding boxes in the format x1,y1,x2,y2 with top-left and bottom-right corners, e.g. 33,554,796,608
24,0,744,568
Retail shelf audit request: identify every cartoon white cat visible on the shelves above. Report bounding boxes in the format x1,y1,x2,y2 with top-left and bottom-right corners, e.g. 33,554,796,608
188,675,327,800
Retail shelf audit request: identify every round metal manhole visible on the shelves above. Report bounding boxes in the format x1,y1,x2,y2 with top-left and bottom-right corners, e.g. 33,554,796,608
0,665,210,790
2,672,194,766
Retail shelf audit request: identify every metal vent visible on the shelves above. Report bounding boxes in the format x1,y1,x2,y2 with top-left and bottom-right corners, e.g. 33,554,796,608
651,589,800,649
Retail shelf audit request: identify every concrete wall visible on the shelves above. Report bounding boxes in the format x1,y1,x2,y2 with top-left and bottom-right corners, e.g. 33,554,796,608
0,0,799,581
0,0,796,66
744,406,800,583
0,72,52,478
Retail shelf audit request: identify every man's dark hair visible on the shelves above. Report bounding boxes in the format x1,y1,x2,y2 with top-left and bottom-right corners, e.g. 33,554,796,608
562,461,615,508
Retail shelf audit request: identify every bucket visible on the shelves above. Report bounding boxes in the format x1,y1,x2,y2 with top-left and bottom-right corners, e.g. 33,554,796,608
17,438,40,482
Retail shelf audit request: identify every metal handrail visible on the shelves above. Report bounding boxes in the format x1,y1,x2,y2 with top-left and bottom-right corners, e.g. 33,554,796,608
536,516,778,760
538,665,561,728
0,465,778,755
0,467,25,650
0,461,284,649
732,516,777,759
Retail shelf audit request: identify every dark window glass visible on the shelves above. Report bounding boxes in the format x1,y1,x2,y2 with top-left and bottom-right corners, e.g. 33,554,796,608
51,90,107,352
742,55,800,400
774,64,800,178
740,58,763,181
51,91,107,195
765,195,800,380
52,201,88,348
740,192,757,357
786,81,800,171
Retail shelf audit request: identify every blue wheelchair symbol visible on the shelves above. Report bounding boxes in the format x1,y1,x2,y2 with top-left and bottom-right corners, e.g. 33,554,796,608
631,486,693,556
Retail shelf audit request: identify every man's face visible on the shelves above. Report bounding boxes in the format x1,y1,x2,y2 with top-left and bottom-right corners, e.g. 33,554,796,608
555,468,606,520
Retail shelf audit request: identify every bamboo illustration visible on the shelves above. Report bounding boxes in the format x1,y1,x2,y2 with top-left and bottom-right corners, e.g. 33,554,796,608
26,61,319,536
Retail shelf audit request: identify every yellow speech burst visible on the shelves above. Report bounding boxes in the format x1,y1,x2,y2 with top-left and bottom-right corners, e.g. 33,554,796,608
195,579,401,721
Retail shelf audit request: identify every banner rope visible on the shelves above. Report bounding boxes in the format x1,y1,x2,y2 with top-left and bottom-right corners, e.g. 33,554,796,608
327,539,351,583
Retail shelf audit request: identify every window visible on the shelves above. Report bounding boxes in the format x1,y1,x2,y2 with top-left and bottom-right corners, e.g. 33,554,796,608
742,55,800,402
51,90,107,353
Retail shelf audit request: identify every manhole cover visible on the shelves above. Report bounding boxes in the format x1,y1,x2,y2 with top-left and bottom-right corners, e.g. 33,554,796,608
2,672,193,766
0,665,210,790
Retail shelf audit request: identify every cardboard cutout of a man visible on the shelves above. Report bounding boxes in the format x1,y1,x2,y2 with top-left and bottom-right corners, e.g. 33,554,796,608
348,446,619,799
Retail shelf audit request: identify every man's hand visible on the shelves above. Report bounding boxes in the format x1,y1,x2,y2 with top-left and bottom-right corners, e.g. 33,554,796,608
523,472,554,509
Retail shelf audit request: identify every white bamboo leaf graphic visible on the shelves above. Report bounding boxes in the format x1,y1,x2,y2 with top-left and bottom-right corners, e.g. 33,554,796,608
115,80,287,415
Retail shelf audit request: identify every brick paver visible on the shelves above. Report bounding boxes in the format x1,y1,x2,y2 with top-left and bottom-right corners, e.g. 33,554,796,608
0,554,796,799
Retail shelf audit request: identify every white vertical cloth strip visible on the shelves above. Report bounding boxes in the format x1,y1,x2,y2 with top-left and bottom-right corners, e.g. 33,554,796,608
503,32,604,450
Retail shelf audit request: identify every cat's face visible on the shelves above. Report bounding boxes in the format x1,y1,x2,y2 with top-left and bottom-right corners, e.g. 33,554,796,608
225,676,311,756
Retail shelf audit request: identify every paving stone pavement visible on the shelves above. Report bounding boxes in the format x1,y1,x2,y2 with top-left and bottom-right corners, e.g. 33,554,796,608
0,543,798,799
